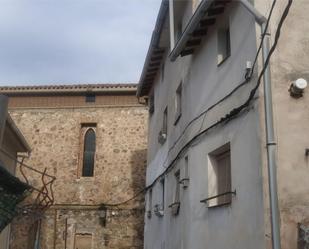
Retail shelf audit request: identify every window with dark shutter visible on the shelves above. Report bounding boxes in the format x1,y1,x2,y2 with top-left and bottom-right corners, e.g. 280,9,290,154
82,128,96,177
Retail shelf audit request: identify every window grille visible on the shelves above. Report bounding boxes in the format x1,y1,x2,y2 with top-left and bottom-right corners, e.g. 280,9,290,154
204,143,234,207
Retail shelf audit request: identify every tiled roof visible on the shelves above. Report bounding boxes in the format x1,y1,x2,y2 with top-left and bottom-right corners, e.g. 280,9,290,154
0,83,137,95
137,0,231,97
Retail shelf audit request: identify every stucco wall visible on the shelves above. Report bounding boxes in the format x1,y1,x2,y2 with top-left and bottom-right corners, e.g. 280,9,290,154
254,0,309,248
7,99,148,249
144,2,266,249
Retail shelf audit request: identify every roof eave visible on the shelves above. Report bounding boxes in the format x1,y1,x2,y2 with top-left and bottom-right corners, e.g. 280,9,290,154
137,0,169,97
0,84,137,96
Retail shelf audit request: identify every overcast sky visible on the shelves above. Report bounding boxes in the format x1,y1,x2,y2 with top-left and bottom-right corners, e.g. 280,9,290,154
0,0,161,86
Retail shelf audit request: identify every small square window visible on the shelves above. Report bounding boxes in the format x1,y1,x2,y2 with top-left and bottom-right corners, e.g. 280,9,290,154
217,25,231,66
207,143,232,207
86,94,96,103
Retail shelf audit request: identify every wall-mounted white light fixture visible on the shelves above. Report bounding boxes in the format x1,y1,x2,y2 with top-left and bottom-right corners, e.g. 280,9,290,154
289,78,308,98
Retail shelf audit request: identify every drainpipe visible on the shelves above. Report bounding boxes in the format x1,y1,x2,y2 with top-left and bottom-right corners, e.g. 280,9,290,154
239,1,281,249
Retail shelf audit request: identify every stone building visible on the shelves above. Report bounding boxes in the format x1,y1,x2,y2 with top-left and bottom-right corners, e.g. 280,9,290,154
138,1,309,249
0,84,148,249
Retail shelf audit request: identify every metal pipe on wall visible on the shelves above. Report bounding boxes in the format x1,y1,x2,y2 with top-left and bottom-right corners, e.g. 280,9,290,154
261,21,281,249
239,1,281,249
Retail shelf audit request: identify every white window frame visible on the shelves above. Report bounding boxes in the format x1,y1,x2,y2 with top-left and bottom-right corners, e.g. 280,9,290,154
207,143,232,208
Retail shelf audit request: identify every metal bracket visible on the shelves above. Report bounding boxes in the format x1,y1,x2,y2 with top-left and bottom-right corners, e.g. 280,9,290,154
200,190,237,204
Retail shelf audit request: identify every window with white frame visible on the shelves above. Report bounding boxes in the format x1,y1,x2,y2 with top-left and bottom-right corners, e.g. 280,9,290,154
217,21,231,66
174,82,182,125
207,143,232,207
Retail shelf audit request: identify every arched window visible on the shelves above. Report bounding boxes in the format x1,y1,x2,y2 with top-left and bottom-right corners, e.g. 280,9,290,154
82,128,96,177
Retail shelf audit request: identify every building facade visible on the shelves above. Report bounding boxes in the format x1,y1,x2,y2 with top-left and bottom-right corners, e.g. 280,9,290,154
138,1,309,249
0,84,148,249
0,95,31,249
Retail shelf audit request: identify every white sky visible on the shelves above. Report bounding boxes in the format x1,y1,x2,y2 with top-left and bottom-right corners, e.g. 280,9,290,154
0,0,161,86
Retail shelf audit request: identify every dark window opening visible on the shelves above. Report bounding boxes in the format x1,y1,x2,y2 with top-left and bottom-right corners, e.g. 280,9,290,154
82,128,96,177
149,93,155,114
217,24,231,66
86,94,96,103
163,107,168,135
174,82,182,125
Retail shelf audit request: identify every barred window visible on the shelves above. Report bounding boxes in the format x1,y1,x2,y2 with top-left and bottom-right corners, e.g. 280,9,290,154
207,143,232,207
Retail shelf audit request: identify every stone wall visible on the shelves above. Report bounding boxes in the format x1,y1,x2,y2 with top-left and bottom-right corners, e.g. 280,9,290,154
7,97,148,249
254,1,309,248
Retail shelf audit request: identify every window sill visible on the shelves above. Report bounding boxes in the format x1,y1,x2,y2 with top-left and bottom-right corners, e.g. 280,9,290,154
217,54,230,67
76,177,95,182
207,200,232,209
169,202,180,216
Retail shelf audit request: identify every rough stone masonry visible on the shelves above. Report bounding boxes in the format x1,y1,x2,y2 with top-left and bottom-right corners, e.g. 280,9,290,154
1,84,148,249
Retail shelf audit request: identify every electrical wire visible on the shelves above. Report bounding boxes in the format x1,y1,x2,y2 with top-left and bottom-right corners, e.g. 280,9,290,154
166,0,278,160
100,188,147,207
98,0,293,206
148,0,293,191
4,0,292,209
99,0,294,208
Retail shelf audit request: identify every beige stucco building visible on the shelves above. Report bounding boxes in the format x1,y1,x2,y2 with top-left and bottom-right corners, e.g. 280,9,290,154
0,84,148,249
137,1,309,249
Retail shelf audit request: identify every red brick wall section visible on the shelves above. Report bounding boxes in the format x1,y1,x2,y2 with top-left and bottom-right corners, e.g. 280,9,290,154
8,95,140,109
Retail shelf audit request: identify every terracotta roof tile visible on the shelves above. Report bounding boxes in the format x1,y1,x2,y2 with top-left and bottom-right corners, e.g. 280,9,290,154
0,83,137,95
